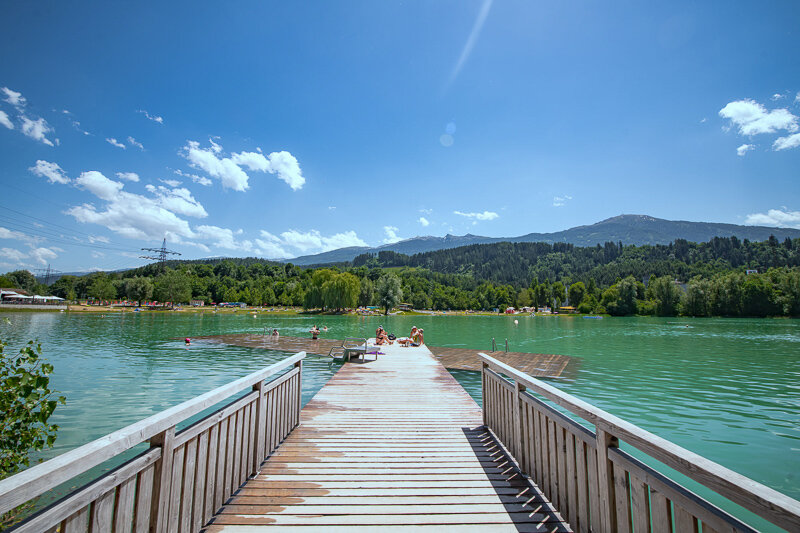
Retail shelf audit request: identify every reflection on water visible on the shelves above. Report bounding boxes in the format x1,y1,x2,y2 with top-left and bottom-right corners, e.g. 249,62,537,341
0,312,797,515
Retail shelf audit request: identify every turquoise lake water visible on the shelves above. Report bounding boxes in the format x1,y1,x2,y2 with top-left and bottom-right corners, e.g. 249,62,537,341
0,311,797,529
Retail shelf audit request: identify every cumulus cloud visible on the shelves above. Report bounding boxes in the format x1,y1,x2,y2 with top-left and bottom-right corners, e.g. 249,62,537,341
137,109,163,123
127,136,144,150
116,172,140,182
0,247,28,262
1,87,25,107
181,140,250,191
231,150,306,190
736,144,754,156
29,160,69,184
182,140,306,191
75,171,125,200
194,225,249,250
419,216,430,227
744,208,800,229
0,246,59,266
159,179,181,187
454,210,499,220
553,195,573,207
145,185,207,218
106,137,126,149
0,227,42,245
773,133,800,151
719,99,798,136
21,116,54,145
383,226,402,244
0,110,12,129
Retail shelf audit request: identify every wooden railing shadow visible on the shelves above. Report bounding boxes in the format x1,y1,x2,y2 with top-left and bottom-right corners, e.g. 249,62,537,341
462,426,569,532
0,352,306,533
480,353,800,533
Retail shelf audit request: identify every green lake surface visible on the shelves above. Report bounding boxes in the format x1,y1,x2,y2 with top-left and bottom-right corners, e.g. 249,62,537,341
1,312,798,529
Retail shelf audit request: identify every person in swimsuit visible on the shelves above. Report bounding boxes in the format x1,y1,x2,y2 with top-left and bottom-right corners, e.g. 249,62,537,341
398,326,418,346
310,325,320,340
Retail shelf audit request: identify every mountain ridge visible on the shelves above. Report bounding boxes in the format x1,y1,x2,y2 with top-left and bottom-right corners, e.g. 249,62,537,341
285,214,800,265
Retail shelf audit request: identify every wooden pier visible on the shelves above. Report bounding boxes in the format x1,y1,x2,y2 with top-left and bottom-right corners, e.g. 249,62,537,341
202,334,576,378
206,343,566,531
2,345,799,532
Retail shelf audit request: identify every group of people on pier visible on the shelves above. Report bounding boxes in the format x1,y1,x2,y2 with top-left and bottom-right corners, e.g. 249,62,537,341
376,325,423,347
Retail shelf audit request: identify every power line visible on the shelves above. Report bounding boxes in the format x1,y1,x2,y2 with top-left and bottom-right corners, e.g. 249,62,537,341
34,264,61,285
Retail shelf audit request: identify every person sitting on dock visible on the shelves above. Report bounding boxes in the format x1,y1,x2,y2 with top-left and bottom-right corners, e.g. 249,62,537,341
310,325,320,340
411,328,424,347
397,326,418,346
375,326,393,345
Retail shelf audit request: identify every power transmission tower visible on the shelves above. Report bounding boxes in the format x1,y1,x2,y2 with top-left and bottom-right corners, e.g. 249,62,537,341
34,264,61,285
140,238,181,272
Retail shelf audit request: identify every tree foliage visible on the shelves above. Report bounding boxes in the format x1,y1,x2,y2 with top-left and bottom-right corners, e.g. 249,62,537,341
376,273,403,314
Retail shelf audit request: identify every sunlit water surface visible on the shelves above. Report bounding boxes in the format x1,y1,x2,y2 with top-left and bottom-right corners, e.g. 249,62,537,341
1,312,797,528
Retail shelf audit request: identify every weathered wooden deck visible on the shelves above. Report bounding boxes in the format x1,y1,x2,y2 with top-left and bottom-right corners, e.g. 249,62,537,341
204,343,568,532
201,334,576,378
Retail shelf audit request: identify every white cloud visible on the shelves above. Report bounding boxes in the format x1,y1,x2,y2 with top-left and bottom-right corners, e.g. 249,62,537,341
383,226,402,244
174,169,212,186
1,87,25,107
736,144,754,156
29,247,58,265
0,110,12,129
0,247,28,262
796,91,800,104
194,225,250,250
454,210,499,220
182,140,306,191
719,99,798,136
553,195,573,207
773,133,800,151
231,150,306,190
181,140,250,191
0,227,42,245
419,208,433,215
21,116,54,146
76,171,125,201
150,186,207,218
116,172,140,182
137,110,163,124
127,136,144,150
744,208,800,229
771,93,784,101
328,206,336,210
255,228,368,259
72,120,90,135
29,160,70,184
88,235,110,244
419,217,430,227
159,179,181,187
106,137,126,149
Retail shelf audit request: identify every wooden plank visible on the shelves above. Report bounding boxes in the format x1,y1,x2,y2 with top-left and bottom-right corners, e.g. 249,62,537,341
565,430,577,527
179,437,197,533
113,476,136,533
89,489,115,533
674,504,699,533
61,507,88,533
253,380,266,472
613,461,632,533
556,423,568,517
575,438,590,533
650,489,672,533
629,473,651,533
595,427,618,532
224,411,236,500
133,463,155,533
213,419,228,512
548,417,559,504
167,444,186,532
192,430,209,532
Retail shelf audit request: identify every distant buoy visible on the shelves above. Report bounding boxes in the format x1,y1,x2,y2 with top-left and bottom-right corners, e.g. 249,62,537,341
514,319,519,325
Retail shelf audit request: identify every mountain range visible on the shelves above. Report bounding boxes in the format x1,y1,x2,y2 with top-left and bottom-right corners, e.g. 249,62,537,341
287,214,800,265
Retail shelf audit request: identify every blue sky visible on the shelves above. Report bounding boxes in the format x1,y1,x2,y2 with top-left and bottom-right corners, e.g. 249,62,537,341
1,0,799,272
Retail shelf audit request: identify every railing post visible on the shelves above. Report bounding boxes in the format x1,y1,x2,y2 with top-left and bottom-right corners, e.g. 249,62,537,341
148,426,176,533
595,427,619,533
294,359,302,428
481,362,488,426
513,380,525,470
253,379,266,474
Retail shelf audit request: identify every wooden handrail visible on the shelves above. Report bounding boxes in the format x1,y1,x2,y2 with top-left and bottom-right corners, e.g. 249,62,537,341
0,351,305,516
479,352,800,531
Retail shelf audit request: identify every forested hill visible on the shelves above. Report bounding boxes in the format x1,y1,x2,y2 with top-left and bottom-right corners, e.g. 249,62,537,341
287,214,800,265
352,236,800,287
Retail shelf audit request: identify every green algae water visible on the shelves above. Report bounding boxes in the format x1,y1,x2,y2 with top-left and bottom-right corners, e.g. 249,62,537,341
1,312,797,529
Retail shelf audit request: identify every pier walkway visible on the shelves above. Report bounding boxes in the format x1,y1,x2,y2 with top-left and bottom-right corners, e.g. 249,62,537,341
206,343,566,531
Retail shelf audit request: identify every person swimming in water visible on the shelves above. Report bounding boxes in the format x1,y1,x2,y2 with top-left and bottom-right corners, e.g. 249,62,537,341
310,325,320,340
185,337,191,345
